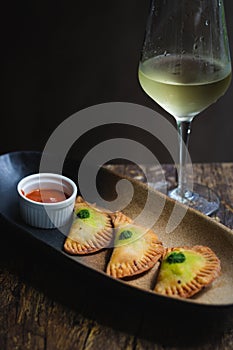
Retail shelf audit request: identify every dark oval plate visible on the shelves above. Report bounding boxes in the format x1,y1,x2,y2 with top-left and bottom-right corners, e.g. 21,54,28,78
1,151,233,338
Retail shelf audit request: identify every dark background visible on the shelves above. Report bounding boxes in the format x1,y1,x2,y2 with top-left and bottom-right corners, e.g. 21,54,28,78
2,0,233,163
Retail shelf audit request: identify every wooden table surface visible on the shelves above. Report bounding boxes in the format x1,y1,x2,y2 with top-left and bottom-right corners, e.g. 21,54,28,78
0,163,233,350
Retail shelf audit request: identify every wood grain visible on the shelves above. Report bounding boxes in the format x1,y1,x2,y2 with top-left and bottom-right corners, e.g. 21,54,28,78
0,164,233,350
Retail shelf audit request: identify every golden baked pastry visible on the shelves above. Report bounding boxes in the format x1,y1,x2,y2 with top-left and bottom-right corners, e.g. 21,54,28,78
154,245,221,298
64,196,113,255
106,212,164,278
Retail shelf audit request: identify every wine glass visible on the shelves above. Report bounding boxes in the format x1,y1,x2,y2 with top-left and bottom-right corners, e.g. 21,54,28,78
138,0,231,215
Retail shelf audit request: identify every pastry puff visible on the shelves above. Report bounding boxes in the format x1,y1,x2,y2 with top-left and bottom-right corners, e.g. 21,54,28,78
106,212,164,278
64,196,113,255
154,246,221,298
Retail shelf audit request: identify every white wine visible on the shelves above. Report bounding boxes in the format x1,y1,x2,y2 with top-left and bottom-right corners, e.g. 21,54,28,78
138,55,231,120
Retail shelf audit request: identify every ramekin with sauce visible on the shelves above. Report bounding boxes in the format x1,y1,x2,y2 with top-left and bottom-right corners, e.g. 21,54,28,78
17,173,77,228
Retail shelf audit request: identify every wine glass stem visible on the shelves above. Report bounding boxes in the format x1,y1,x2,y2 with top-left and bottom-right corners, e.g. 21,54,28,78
177,120,192,199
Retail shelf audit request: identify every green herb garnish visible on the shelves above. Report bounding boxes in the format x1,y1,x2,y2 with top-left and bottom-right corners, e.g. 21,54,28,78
119,230,133,240
166,252,186,264
77,209,90,219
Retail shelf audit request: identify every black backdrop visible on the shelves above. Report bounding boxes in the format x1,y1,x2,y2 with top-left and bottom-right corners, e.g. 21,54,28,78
2,0,233,163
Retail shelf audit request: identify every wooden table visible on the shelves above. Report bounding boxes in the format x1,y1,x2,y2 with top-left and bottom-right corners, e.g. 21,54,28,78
0,163,233,350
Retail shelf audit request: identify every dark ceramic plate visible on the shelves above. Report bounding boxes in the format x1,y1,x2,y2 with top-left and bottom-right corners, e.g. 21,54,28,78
1,151,233,337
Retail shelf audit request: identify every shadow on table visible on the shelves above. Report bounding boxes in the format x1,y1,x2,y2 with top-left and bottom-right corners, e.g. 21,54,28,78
0,217,232,348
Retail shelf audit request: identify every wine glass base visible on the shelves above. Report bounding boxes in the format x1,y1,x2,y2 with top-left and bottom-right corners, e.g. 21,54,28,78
147,181,170,194
168,183,220,216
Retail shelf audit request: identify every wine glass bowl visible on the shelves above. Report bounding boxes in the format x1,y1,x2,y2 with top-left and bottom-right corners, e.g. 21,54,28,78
138,0,231,215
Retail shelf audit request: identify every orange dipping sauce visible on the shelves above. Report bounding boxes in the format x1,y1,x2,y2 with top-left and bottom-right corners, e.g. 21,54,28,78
24,189,69,203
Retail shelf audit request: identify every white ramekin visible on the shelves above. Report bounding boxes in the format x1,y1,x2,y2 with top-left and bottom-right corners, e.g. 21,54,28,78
17,173,77,229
